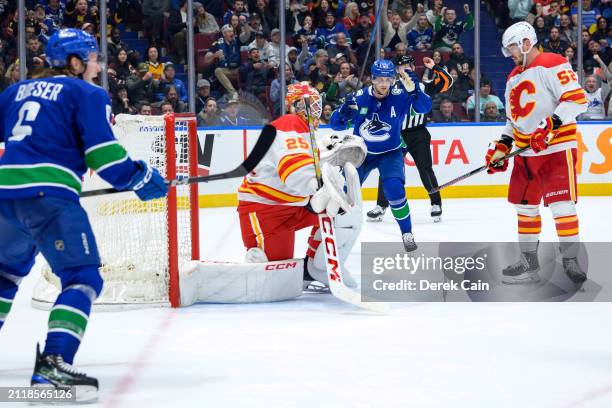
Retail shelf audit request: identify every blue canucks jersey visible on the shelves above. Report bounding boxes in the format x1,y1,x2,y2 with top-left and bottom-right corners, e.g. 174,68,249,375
0,76,139,202
330,85,432,154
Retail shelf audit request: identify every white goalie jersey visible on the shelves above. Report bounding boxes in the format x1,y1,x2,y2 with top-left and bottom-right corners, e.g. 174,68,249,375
502,52,588,157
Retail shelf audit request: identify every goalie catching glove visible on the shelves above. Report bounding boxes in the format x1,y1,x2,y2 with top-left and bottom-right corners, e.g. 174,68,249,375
308,162,357,217
485,135,514,174
318,133,367,168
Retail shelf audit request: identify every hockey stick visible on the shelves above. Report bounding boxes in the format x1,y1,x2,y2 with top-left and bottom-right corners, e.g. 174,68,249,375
303,96,388,313
428,145,529,195
80,124,276,198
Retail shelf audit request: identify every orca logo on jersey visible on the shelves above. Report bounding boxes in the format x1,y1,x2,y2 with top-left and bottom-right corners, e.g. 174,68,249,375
509,80,536,122
359,113,392,142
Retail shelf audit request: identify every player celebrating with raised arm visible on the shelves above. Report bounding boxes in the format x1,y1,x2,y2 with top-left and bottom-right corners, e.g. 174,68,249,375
330,59,432,251
0,29,167,401
485,22,588,285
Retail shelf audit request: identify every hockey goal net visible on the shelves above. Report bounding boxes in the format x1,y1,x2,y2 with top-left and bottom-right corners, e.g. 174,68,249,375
32,113,200,310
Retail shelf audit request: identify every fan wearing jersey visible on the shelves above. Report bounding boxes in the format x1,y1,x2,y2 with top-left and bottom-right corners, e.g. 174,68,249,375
330,59,432,251
0,29,167,401
485,22,588,286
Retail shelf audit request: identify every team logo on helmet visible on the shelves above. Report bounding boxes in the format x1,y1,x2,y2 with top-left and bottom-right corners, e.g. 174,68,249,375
359,113,392,142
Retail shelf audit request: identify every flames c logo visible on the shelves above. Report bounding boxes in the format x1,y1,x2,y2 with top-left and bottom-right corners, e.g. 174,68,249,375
509,81,536,122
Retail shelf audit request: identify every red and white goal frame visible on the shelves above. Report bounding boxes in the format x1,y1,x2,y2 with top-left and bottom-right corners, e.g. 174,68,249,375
32,113,200,310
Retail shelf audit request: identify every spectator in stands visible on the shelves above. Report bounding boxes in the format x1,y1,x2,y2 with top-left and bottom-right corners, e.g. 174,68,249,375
570,0,600,32
25,36,44,71
195,79,212,114
154,63,188,103
591,17,608,46
0,62,9,93
350,12,371,48
481,101,505,122
446,42,473,76
155,85,188,113
313,0,333,27
581,62,611,120
268,28,282,68
544,26,569,54
271,63,298,116
381,0,412,51
248,31,276,68
107,28,128,61
533,16,549,45
327,60,360,102
433,5,474,52
126,62,156,108
45,0,65,29
239,12,263,45
224,0,249,26
231,14,249,42
392,42,406,57
139,103,153,115
558,13,577,48
407,14,433,52
160,101,175,114
326,32,356,65
142,0,169,46
169,0,192,64
106,68,120,94
320,103,333,124
112,85,138,115
32,5,53,41
343,2,360,30
81,22,95,36
0,39,9,69
197,97,222,125
564,46,577,71
64,0,96,29
308,49,332,94
253,0,277,35
286,45,309,77
240,44,272,97
544,0,562,27
221,97,249,125
145,46,165,81
466,79,504,118
205,25,241,98
194,2,220,34
317,11,349,48
426,0,444,25
111,49,134,84
508,0,533,24
432,98,460,122
423,50,447,81
585,39,612,71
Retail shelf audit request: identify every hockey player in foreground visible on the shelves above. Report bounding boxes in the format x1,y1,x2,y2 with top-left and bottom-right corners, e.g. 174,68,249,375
237,82,367,289
486,22,588,285
330,59,432,252
0,29,167,401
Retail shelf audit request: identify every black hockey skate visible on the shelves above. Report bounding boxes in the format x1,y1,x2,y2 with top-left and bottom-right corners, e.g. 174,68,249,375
366,205,387,222
562,257,587,287
502,251,540,284
402,232,418,252
303,258,330,293
431,204,442,223
31,344,98,403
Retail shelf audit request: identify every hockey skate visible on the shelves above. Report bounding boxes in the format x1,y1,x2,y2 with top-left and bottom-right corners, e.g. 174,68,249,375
502,251,540,284
562,257,587,287
366,205,387,222
31,344,98,403
402,232,418,252
431,204,442,223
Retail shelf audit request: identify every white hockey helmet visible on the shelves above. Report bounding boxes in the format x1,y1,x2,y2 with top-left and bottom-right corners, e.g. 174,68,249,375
501,21,537,57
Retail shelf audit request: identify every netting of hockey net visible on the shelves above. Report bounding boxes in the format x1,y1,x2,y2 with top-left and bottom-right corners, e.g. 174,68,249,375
32,114,198,310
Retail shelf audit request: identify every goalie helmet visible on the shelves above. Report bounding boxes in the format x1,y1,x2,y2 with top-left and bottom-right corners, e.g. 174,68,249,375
501,21,537,58
285,82,322,120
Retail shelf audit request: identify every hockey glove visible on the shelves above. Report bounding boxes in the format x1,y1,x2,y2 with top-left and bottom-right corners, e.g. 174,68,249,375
530,115,562,153
339,95,358,121
485,135,513,174
308,163,351,217
398,69,419,93
126,160,168,201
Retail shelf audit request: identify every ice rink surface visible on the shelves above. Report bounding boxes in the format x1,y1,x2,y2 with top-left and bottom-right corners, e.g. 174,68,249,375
1,197,612,408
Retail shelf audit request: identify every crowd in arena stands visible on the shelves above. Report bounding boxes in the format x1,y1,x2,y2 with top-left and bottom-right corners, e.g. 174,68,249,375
0,0,610,124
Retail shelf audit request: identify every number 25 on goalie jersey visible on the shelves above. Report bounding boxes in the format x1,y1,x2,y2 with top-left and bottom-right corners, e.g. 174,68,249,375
0,76,140,201
238,114,316,206
504,52,587,154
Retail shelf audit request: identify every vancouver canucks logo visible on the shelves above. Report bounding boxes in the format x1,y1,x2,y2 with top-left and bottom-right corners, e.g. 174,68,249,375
359,113,392,142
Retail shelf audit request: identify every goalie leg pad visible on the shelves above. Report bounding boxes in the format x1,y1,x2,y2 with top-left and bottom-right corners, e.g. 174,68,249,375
179,259,304,305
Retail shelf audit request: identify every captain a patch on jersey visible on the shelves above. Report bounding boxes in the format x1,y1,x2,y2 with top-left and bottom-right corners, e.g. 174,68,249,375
359,113,392,142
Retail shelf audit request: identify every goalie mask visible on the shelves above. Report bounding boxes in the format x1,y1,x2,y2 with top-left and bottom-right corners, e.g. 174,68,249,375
286,82,322,122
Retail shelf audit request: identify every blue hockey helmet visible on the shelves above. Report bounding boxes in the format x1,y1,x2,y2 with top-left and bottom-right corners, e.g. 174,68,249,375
371,59,396,78
46,28,99,68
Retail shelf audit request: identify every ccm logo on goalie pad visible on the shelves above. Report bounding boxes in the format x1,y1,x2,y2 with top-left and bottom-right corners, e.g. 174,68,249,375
265,262,298,270
321,215,341,283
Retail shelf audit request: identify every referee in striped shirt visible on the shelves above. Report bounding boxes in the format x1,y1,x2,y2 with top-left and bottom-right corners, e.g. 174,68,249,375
367,54,453,223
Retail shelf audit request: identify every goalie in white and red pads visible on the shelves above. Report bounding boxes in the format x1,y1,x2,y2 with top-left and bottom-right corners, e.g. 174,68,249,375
486,22,588,286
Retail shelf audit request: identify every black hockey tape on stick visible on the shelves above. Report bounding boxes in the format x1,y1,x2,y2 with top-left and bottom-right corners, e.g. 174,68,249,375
429,145,530,195
80,124,276,198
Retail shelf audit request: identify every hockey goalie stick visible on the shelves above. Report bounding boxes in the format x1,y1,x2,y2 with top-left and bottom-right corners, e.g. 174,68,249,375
303,96,388,313
80,124,276,198
428,145,530,195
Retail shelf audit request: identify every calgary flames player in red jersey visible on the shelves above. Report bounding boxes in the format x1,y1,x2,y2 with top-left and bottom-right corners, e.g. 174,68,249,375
485,21,588,286
237,82,366,288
